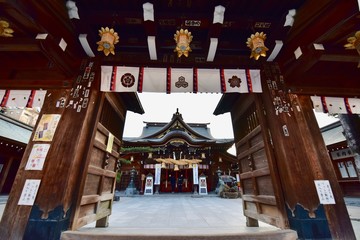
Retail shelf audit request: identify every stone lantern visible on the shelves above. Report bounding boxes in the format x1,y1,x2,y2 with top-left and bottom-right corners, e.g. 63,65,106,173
125,166,138,195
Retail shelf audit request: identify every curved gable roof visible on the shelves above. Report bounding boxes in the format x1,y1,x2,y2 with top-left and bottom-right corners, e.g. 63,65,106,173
123,109,233,147
141,110,213,140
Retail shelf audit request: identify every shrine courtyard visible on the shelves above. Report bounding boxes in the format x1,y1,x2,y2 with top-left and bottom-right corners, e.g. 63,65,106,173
1,194,360,239
62,194,360,240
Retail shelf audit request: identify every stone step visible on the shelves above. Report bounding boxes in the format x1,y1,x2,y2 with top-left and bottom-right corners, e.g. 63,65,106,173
61,229,298,240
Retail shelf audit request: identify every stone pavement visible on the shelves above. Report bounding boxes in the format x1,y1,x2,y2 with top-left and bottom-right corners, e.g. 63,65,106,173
65,194,297,240
1,194,360,239
70,193,360,239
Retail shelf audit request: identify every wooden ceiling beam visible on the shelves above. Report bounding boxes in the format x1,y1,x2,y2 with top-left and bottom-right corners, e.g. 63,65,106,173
2,1,83,77
319,52,359,63
281,44,322,80
101,51,261,68
288,85,360,97
0,42,40,52
281,43,359,82
0,79,72,89
37,35,81,77
277,0,359,64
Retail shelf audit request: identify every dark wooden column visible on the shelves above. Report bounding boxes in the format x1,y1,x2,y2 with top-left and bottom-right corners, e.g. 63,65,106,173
0,156,14,193
339,114,360,155
261,64,355,239
0,62,102,240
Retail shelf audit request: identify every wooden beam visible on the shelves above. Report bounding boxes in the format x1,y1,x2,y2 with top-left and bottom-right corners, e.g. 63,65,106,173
277,0,359,64
319,53,359,63
0,79,72,89
37,36,80,77
281,44,359,88
288,85,360,97
2,1,83,77
0,39,40,52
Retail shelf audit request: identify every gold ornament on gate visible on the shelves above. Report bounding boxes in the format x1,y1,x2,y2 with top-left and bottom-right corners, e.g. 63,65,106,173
344,31,360,68
97,27,119,56
174,28,193,57
0,20,14,37
246,32,269,60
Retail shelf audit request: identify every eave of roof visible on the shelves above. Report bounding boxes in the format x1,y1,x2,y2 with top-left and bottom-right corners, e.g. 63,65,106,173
0,114,33,144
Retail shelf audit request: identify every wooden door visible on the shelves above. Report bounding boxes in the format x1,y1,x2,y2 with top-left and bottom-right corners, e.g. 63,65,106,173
231,94,288,229
71,93,125,229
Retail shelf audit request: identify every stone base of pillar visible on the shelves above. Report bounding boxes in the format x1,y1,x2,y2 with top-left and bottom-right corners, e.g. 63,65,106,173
286,204,331,239
23,205,71,240
154,185,160,194
193,185,198,195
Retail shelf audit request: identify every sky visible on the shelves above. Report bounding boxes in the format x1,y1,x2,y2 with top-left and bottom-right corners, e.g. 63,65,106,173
123,93,233,139
123,93,339,139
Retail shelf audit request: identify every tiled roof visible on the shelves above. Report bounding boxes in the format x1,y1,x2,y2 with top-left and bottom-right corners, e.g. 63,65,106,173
0,114,32,144
320,121,346,146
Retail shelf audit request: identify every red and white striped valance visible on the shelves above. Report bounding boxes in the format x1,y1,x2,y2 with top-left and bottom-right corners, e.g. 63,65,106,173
0,90,46,108
311,96,360,114
100,66,262,93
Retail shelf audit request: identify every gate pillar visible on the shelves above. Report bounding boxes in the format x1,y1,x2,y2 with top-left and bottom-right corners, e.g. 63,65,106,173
261,64,355,239
0,62,103,239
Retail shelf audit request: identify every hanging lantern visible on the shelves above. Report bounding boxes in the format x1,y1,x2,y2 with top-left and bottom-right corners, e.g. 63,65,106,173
148,152,153,159
97,27,119,56
201,153,206,159
174,28,193,57
188,163,193,169
0,20,14,37
174,164,179,171
246,32,269,60
161,162,166,168
344,31,360,68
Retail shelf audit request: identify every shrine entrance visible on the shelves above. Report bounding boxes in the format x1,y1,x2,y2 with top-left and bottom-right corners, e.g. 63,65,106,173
0,0,358,239
0,62,357,240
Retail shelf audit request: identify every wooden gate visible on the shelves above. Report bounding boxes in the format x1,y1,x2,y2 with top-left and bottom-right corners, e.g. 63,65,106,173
71,93,125,229
232,94,288,229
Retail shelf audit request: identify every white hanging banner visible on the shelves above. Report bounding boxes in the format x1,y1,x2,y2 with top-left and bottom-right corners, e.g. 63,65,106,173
0,90,47,109
170,68,193,93
197,68,221,93
310,96,324,112
325,97,347,114
311,96,360,114
154,164,161,185
6,90,32,107
223,69,249,93
0,90,5,104
101,66,140,92
100,66,113,91
142,67,167,92
193,164,199,185
248,69,262,93
347,98,360,113
100,66,262,94
32,90,47,108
